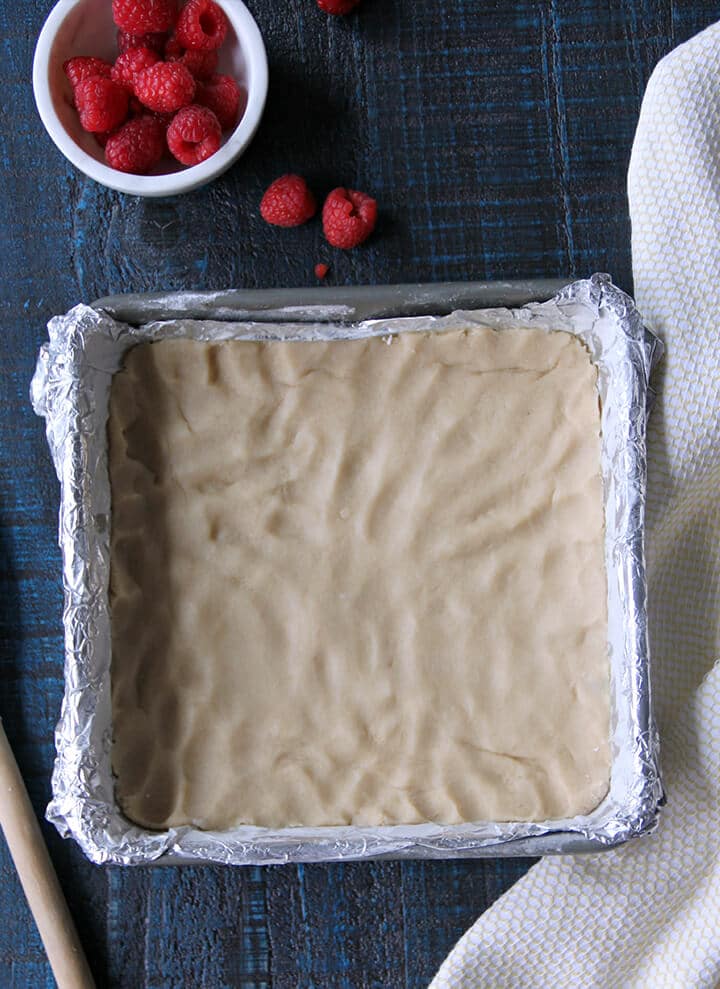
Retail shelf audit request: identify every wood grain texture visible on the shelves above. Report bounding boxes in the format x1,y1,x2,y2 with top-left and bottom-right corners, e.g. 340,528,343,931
2,1,720,986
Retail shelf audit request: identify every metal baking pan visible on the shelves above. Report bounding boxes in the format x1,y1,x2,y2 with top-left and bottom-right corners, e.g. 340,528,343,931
31,274,664,865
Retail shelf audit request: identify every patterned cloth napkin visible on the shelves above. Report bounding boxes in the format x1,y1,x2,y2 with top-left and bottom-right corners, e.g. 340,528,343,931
431,22,720,989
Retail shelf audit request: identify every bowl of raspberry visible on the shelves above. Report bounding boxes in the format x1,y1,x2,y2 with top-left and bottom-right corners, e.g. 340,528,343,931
33,0,268,196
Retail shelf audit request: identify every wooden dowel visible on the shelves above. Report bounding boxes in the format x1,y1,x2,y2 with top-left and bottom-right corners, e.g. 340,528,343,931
0,718,95,989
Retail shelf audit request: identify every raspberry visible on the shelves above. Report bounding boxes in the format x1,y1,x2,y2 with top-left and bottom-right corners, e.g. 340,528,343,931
314,263,329,279
175,0,228,51
63,56,112,89
117,29,168,54
166,39,219,81
111,47,160,91
260,175,317,228
166,104,221,165
134,61,195,112
322,187,377,248
317,0,361,13
112,0,177,33
105,115,166,173
75,76,129,133
196,73,242,130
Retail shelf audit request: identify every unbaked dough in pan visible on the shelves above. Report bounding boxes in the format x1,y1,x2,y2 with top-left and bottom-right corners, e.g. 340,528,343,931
108,327,610,829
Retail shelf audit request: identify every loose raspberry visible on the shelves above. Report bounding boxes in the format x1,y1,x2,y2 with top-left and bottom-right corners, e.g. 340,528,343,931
75,76,129,133
105,115,166,173
196,73,242,130
117,29,168,54
317,0,361,13
314,263,330,279
134,61,195,112
111,47,160,91
63,56,112,89
166,41,219,81
260,175,317,228
322,187,377,248
175,0,228,51
166,104,221,165
112,0,177,33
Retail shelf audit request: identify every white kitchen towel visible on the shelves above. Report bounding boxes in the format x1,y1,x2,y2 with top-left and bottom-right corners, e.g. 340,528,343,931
431,21,720,989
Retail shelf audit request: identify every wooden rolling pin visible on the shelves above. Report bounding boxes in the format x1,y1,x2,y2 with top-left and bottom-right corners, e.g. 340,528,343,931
0,717,95,989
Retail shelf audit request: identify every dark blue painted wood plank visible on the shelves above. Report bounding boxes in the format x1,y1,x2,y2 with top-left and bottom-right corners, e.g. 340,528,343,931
265,862,407,989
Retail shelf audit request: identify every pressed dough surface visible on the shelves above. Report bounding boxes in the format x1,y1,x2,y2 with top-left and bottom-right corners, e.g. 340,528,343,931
108,328,610,830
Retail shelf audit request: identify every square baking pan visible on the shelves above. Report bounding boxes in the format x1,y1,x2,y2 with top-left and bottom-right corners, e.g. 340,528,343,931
31,274,664,865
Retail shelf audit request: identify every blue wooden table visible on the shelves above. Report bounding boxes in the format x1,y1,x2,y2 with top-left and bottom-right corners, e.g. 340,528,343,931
2,2,719,986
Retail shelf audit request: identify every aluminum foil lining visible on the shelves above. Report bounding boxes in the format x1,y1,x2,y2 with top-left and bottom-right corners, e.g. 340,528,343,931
31,274,664,865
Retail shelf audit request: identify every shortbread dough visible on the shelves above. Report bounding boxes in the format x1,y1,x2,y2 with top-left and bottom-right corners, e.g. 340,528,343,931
108,327,610,830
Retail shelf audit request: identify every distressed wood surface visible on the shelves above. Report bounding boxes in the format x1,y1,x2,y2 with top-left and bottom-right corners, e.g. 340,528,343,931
2,2,719,986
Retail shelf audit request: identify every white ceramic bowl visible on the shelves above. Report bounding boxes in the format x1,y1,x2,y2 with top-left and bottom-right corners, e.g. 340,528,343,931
33,0,268,196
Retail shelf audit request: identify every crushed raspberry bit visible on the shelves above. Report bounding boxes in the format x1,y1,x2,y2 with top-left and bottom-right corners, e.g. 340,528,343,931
63,56,113,89
134,61,196,113
105,115,166,173
317,0,361,14
75,76,129,133
196,73,243,130
112,0,177,34
166,104,221,165
260,175,317,228
175,0,228,51
314,263,330,279
117,29,168,54
322,187,377,248
111,47,160,91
